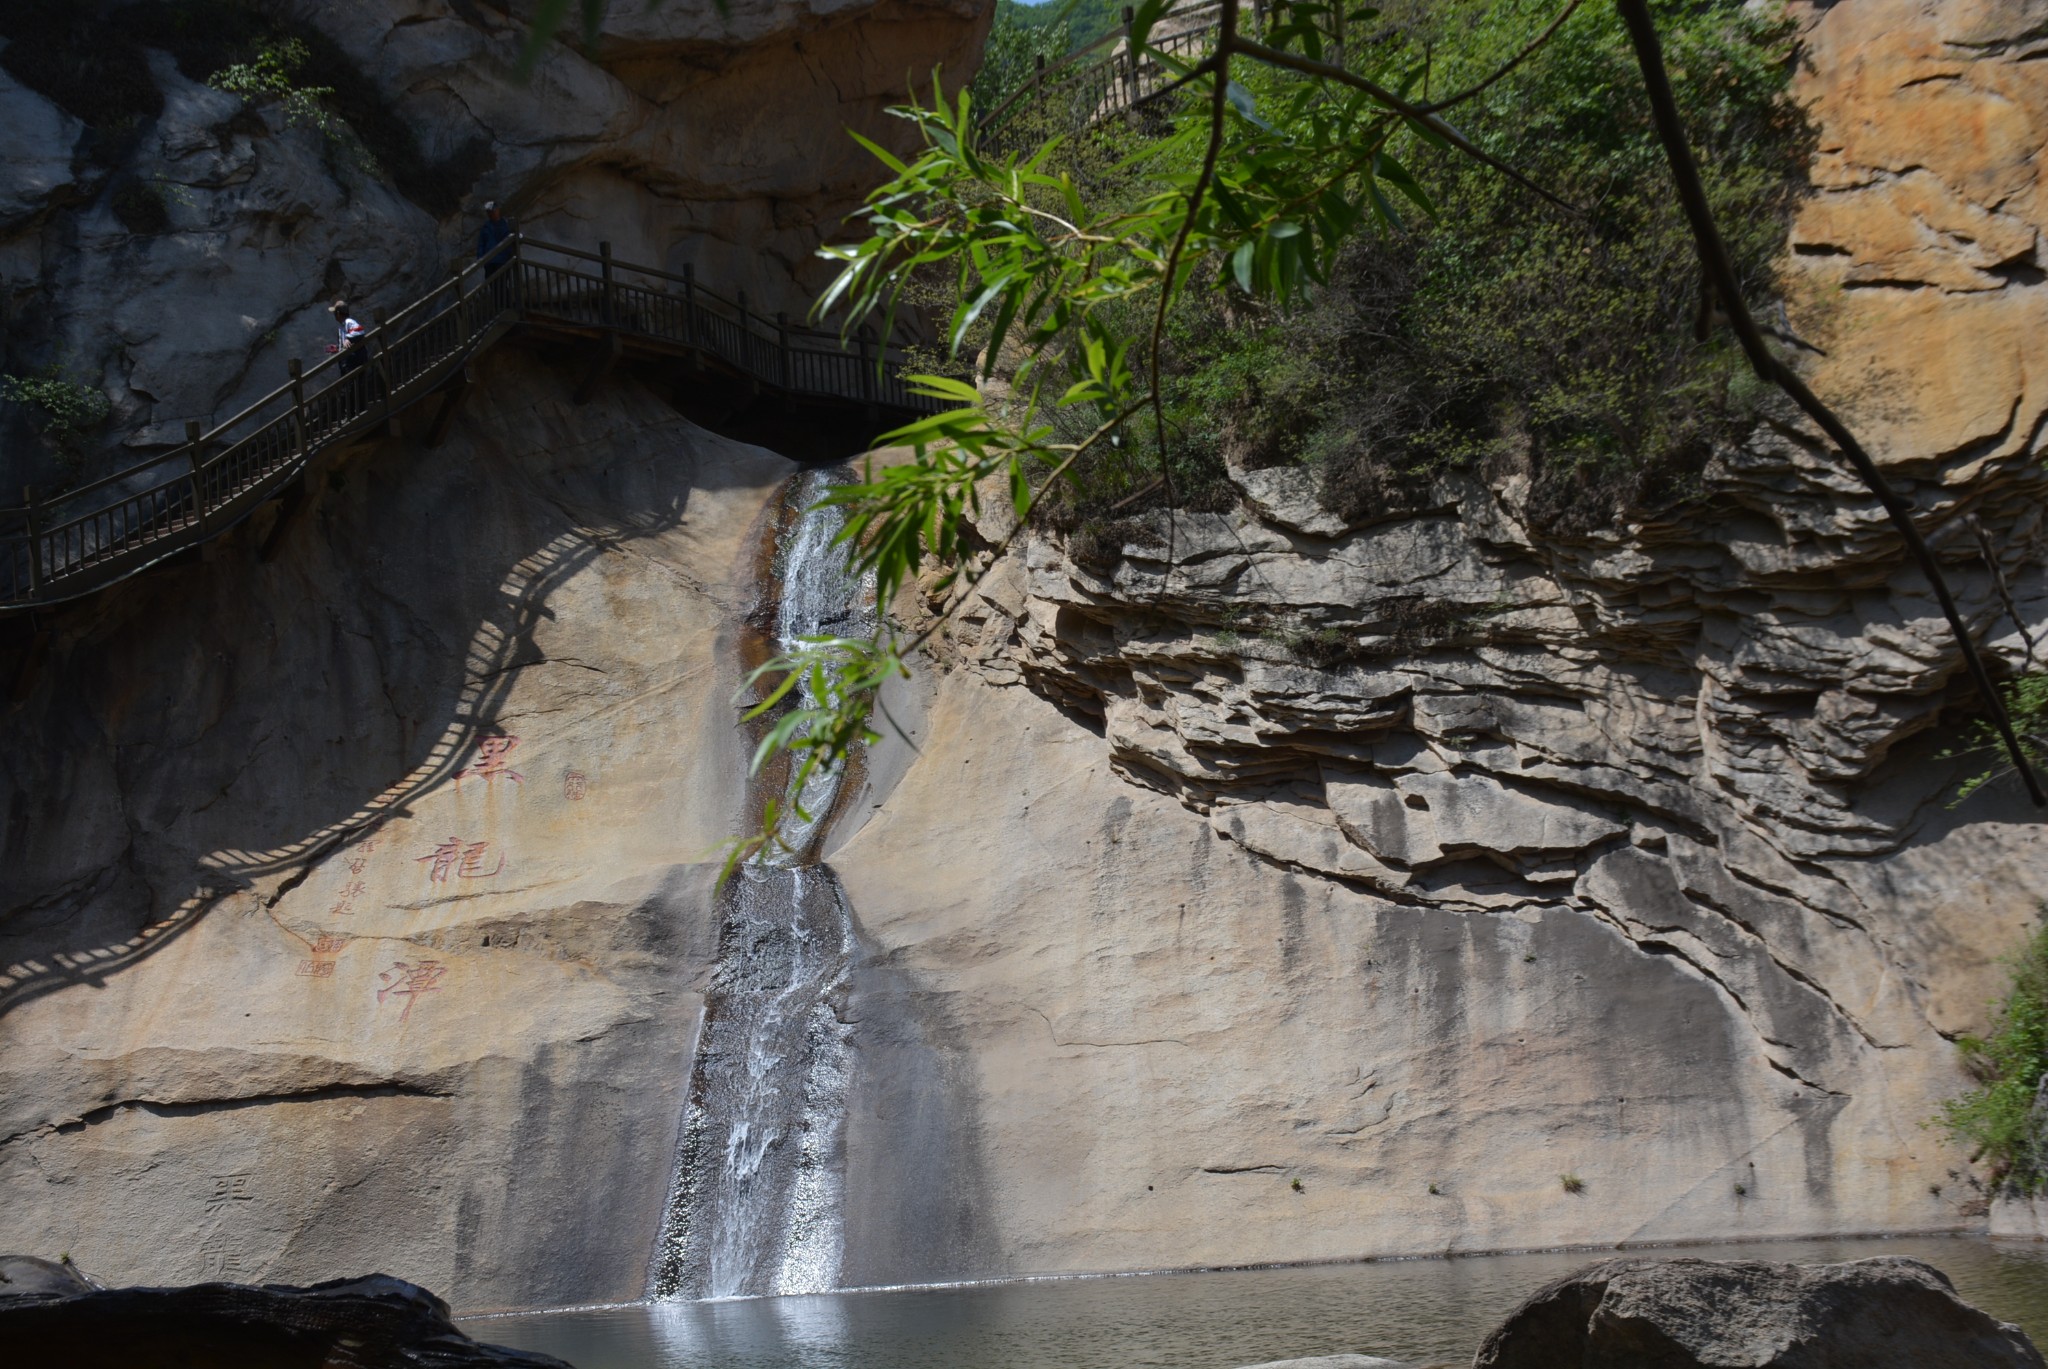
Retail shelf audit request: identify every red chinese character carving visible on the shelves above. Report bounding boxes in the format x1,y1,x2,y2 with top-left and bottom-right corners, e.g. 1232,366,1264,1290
417,838,503,884
376,960,447,1022
458,735,523,786
563,770,588,802
327,879,368,917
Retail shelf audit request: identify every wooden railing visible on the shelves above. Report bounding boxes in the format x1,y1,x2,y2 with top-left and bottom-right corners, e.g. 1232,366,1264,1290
978,2,1226,159
0,237,940,613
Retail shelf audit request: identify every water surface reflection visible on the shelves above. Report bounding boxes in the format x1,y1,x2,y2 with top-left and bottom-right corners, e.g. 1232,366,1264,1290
469,1235,2048,1368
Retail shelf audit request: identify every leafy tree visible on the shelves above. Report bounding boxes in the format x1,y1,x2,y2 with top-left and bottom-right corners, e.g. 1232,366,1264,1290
1950,674,2048,807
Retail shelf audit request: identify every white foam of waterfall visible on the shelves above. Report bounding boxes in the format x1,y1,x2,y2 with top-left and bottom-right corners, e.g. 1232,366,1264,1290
651,467,872,1300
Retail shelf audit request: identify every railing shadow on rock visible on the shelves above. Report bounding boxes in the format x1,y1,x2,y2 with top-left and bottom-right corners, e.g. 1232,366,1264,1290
0,501,671,1021
0,237,940,616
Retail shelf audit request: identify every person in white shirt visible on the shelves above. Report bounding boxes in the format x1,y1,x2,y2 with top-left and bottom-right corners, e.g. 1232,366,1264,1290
327,299,365,374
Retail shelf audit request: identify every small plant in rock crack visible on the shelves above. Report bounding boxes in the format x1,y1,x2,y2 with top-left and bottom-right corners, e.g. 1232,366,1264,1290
1560,1173,1585,1195
1290,1177,1304,1192
1427,1182,1441,1196
209,39,336,134
2,367,110,470
1733,1182,1747,1197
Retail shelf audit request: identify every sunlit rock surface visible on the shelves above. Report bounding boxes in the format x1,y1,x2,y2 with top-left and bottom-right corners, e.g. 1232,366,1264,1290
829,0,2048,1271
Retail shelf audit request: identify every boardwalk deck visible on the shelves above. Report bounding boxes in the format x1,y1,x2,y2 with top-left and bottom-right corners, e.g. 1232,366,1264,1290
0,238,939,614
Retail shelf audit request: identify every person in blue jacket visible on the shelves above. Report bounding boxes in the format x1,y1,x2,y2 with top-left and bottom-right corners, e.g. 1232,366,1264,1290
477,200,514,275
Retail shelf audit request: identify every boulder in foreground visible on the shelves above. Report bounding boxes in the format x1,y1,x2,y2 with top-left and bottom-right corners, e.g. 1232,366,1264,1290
0,1267,570,1368
1475,1255,2044,1368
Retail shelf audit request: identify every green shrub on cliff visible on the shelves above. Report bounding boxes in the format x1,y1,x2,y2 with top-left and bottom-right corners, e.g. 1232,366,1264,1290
1938,921,2048,1192
0,0,485,216
1948,674,2048,807
1,369,111,471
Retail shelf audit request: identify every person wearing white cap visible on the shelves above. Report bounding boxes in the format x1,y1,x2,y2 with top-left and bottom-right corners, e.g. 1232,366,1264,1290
477,199,514,276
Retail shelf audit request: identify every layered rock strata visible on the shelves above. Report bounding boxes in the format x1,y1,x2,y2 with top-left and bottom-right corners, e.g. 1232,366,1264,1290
824,0,2048,1271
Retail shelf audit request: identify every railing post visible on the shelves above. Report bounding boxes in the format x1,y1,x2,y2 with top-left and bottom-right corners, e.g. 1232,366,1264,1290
22,485,42,597
738,289,751,373
858,324,875,403
450,265,469,340
777,311,791,389
1034,51,1045,113
288,358,306,461
372,308,394,423
683,262,697,349
185,418,206,526
598,240,615,330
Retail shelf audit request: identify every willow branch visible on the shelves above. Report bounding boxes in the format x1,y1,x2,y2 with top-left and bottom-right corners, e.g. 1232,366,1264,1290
1229,36,1576,210
1615,0,2045,808
1147,2,1238,525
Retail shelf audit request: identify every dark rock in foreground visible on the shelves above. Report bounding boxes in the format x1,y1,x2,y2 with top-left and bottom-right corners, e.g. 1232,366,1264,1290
0,1254,100,1298
1475,1255,2044,1368
0,1269,571,1368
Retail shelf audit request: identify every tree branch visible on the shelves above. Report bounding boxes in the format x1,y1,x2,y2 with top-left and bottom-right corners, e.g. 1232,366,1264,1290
1229,36,1577,210
1615,0,2045,808
1416,0,1587,114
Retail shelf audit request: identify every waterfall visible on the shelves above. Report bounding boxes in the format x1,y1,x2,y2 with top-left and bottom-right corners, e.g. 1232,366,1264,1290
651,468,874,1300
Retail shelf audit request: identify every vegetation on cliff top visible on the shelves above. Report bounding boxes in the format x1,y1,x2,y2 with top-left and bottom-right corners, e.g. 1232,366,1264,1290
701,0,1824,865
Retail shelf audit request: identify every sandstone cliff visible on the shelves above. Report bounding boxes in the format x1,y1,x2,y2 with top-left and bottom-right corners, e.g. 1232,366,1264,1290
1,0,2046,1316
828,0,2048,1271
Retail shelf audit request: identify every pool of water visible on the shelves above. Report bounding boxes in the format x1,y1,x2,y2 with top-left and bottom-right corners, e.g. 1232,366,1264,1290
464,1235,2048,1368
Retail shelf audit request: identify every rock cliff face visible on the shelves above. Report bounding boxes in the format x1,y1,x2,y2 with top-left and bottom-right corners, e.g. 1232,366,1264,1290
1,0,2046,1318
0,0,987,492
833,0,2048,1271
0,354,779,1310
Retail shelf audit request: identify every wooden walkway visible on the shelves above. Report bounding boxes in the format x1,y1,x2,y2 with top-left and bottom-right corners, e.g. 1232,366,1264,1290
1,7,1232,618
0,237,940,613
977,2,1224,158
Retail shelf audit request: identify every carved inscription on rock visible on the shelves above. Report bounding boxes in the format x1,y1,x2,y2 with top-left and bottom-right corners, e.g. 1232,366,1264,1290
376,960,447,1022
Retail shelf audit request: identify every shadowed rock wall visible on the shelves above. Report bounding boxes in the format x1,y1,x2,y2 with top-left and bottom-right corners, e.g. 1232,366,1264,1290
0,0,989,494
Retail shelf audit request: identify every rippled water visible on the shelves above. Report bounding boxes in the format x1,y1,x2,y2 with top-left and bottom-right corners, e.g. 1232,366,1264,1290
470,1235,2048,1368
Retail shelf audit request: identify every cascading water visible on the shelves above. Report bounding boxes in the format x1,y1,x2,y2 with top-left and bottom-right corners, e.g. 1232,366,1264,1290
651,468,874,1300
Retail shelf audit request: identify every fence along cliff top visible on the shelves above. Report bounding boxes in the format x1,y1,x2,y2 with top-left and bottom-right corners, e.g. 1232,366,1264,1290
0,237,941,614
